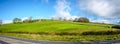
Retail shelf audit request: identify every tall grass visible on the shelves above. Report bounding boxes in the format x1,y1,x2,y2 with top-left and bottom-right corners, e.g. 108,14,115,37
0,30,120,36
1,33,120,42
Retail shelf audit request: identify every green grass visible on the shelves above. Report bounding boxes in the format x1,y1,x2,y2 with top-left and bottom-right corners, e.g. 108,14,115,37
0,20,118,41
0,21,112,32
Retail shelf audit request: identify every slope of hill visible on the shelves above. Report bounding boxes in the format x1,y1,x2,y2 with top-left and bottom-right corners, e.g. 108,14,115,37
0,21,111,32
1,21,119,41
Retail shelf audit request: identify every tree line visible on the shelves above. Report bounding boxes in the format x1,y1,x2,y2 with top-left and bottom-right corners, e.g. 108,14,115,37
0,17,90,25
12,17,90,24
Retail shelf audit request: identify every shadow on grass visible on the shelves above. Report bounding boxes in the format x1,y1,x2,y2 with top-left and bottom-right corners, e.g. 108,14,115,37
1,30,120,35
81,30,120,35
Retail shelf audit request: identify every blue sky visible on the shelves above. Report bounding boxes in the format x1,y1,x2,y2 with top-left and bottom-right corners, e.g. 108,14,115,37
0,0,55,20
0,0,120,24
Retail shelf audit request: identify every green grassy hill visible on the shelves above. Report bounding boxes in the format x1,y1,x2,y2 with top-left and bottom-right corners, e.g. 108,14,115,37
0,21,112,32
1,20,120,41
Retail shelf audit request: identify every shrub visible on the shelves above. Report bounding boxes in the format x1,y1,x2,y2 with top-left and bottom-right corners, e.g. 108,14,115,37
23,19,32,23
112,25,120,29
81,30,120,35
31,19,39,22
2,30,120,35
73,17,89,23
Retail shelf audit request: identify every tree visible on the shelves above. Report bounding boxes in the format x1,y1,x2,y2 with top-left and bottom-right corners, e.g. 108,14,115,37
51,17,54,21
28,16,32,21
73,18,78,22
23,16,33,23
59,17,62,21
13,18,21,24
0,20,2,26
78,17,89,23
23,19,29,23
73,17,89,23
112,25,120,29
63,17,66,21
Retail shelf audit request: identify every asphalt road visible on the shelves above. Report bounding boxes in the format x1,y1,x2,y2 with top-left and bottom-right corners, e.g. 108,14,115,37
0,35,120,44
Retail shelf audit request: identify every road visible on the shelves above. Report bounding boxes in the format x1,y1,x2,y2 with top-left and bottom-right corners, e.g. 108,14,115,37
0,35,120,44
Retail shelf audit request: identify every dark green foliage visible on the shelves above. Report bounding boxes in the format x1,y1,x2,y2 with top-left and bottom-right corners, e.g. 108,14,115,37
0,31,80,35
23,19,39,23
82,30,120,35
54,32,80,35
23,19,32,23
2,30,120,36
32,19,39,22
112,25,120,29
40,19,48,21
73,17,89,23
40,19,55,21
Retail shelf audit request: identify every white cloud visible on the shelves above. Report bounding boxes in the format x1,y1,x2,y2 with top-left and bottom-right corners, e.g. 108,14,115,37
2,20,12,24
53,0,78,20
79,0,120,18
87,0,114,17
91,19,111,24
21,17,29,21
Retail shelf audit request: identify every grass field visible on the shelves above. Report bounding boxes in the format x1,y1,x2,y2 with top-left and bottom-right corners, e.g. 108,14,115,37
0,21,112,32
0,20,119,42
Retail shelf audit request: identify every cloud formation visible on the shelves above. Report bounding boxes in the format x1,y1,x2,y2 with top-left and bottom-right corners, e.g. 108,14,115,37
2,20,12,24
79,0,120,18
53,0,78,20
91,19,111,24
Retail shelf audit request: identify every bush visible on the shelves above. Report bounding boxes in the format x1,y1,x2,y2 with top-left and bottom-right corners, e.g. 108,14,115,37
73,17,89,23
81,30,120,35
13,18,22,24
23,19,32,23
2,30,120,35
112,25,120,29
